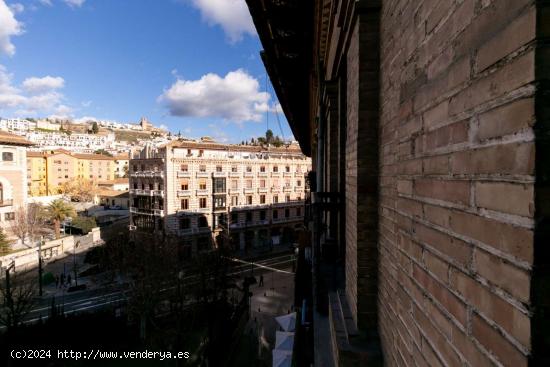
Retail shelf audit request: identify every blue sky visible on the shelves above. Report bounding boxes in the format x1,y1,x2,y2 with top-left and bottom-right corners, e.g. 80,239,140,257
0,0,292,143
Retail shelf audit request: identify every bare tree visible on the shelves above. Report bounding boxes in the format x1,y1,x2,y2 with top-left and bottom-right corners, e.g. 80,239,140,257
57,178,99,202
10,204,46,248
0,271,36,329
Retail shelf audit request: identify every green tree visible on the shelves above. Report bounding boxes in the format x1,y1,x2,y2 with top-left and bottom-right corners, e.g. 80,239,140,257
265,129,274,144
0,228,11,255
94,149,113,157
71,216,97,234
45,200,76,239
91,121,99,134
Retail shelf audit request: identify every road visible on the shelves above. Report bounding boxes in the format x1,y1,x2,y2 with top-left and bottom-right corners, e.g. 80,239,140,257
3,252,297,329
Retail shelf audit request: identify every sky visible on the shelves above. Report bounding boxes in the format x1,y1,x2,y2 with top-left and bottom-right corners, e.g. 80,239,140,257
0,0,293,143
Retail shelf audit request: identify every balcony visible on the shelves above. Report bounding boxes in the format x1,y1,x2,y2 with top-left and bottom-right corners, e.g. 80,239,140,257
197,207,210,213
295,187,304,192
213,171,226,177
178,228,193,236
229,172,240,177
243,188,255,194
177,190,191,197
244,172,254,177
196,172,209,178
283,186,292,192
271,187,280,193
258,187,268,193
213,206,227,212
130,207,164,217
271,172,281,177
294,172,303,177
229,188,241,194
273,200,305,208
196,189,209,195
130,171,164,178
258,172,268,177
130,189,163,197
177,171,191,178
273,216,300,223
283,172,292,177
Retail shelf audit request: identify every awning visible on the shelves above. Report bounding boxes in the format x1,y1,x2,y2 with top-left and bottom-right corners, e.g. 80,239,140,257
275,312,297,332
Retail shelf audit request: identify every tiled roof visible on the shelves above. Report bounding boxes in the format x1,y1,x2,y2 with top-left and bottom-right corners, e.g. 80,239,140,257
0,131,33,146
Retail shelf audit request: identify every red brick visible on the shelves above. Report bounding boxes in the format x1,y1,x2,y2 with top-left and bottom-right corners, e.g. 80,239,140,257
472,314,527,367
449,210,533,263
475,182,534,217
397,197,423,218
414,264,467,326
451,322,495,367
424,250,449,284
415,179,470,205
423,204,452,228
476,6,536,72
451,271,531,347
423,100,449,130
425,120,469,151
477,98,535,141
450,142,535,175
397,179,413,196
475,250,530,303
415,223,472,266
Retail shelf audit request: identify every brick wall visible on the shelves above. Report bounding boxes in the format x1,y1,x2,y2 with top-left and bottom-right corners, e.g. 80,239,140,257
376,0,538,366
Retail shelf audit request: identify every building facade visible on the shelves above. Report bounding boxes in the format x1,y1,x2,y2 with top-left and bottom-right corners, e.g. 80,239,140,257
0,131,32,233
27,150,116,196
128,140,311,255
247,0,549,366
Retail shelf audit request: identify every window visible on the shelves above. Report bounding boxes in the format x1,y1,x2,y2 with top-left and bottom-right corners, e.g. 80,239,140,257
246,179,252,189
260,179,266,188
187,149,192,156
285,179,291,187
296,208,301,216
179,218,190,229
246,195,252,205
231,212,238,223
216,165,222,172
260,166,266,172
273,166,278,172
199,149,204,157
260,195,266,204
231,180,238,190
133,165,138,172
260,210,266,220
231,196,238,206
180,164,188,172
159,183,163,190
231,165,238,172
297,180,302,186
273,195,278,203
181,199,189,210
4,212,15,221
273,179,279,187
285,166,290,172
149,183,154,190
213,178,226,193
272,210,278,219
286,195,291,202
285,209,290,218
199,179,207,190
246,212,252,222
198,216,208,227
199,165,206,172
214,196,226,209
199,197,207,208
2,152,13,161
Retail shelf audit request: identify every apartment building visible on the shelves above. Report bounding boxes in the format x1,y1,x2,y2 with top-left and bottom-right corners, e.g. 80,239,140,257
129,140,311,255
113,153,129,178
27,150,116,196
0,131,32,233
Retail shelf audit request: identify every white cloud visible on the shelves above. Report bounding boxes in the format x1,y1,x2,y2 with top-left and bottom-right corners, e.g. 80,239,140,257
38,0,53,6
159,69,270,123
0,0,23,56
0,64,70,116
9,3,24,13
81,100,92,107
188,0,255,43
22,76,65,93
63,0,85,8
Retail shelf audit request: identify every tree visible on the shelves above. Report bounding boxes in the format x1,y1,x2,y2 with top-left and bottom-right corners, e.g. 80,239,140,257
0,272,36,329
93,149,113,157
265,129,274,144
10,204,46,248
91,121,99,134
0,228,11,255
45,199,76,239
58,178,99,202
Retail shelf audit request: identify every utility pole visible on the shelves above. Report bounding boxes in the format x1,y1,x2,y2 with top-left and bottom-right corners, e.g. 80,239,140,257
38,236,43,297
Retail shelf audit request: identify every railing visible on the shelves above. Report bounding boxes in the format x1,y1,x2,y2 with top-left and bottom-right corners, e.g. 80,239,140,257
129,189,163,197
283,172,292,177
271,172,281,177
229,172,241,177
196,172,209,178
258,187,268,193
258,172,268,177
129,207,164,216
273,216,301,223
196,189,209,195
152,190,164,197
295,187,304,192
271,187,280,193
178,228,193,236
213,206,227,212
272,200,305,208
243,188,254,194
213,171,226,177
177,190,191,197
130,171,164,178
294,172,303,177
283,186,292,192
177,171,191,178
229,188,241,194
244,172,254,177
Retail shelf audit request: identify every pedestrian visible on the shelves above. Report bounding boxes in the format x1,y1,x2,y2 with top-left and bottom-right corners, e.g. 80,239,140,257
259,274,264,287
67,274,71,286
